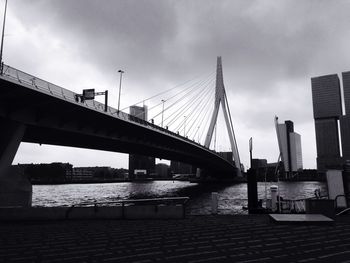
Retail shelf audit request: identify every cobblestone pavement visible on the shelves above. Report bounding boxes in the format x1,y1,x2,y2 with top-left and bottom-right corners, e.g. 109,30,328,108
1,215,350,263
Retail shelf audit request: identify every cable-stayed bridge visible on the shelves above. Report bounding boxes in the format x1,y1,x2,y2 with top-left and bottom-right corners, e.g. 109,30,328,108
0,57,241,206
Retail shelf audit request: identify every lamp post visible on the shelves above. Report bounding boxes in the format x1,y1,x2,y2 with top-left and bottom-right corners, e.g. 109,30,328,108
197,126,200,142
117,69,124,114
0,0,8,75
183,116,186,137
161,99,165,128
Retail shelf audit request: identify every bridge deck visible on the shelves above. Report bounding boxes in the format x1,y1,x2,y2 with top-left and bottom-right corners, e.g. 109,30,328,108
0,64,237,176
1,215,350,262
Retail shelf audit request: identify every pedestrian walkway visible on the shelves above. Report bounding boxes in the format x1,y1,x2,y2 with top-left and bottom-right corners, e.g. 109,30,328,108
1,215,350,262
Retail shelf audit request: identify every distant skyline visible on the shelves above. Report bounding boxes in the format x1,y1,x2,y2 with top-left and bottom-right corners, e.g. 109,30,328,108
5,0,350,169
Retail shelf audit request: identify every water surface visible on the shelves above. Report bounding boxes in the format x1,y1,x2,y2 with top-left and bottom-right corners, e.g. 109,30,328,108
33,181,327,214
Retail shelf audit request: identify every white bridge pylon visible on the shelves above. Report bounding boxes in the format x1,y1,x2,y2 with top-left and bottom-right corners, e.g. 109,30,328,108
204,56,241,176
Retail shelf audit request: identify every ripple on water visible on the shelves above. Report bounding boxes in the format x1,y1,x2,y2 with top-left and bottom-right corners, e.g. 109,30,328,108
32,181,327,214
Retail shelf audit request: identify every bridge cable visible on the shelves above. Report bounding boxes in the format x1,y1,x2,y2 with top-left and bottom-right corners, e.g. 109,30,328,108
184,83,215,136
187,91,214,142
165,78,214,130
129,76,210,120
163,75,215,127
224,89,240,161
185,87,215,139
149,73,215,123
121,71,215,112
198,100,216,145
168,84,213,132
144,72,215,119
190,90,215,144
174,81,214,135
149,72,215,123
172,80,214,134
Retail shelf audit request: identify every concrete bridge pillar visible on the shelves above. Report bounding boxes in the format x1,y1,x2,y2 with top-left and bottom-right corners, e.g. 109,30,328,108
0,119,32,207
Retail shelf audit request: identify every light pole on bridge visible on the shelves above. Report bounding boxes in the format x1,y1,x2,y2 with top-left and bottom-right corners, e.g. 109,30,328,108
183,116,186,137
117,69,124,114
197,126,200,143
0,0,8,75
161,99,165,128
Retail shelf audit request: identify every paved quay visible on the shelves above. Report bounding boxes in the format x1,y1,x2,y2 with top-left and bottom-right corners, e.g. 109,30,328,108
1,215,350,263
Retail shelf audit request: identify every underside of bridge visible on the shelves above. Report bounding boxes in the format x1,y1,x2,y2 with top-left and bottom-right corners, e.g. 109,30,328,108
0,75,238,206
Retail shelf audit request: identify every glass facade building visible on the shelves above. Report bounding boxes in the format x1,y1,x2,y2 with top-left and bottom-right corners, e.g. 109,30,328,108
276,119,303,178
311,72,350,171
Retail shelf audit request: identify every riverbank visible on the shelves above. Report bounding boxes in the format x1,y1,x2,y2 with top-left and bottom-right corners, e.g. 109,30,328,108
1,214,350,262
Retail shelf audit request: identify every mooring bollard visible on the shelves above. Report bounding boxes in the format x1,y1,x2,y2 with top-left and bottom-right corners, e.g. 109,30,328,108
211,192,218,214
270,185,278,212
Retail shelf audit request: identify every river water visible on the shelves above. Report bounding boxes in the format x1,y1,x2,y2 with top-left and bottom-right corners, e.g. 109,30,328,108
32,181,327,215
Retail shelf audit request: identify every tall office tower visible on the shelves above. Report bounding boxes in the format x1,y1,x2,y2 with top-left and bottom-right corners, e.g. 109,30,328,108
275,119,303,178
311,74,342,171
342,71,350,115
128,105,155,179
341,71,350,162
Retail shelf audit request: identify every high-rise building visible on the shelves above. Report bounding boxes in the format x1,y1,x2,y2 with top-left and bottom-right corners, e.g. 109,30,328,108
311,74,342,119
128,105,155,179
289,133,303,172
342,71,350,115
341,71,350,162
311,74,343,171
340,116,350,159
275,118,303,178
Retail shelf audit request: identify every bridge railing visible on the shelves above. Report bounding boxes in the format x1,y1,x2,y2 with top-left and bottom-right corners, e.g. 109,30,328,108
1,64,231,164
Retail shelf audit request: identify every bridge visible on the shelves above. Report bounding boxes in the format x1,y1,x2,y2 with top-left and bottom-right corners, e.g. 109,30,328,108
0,57,241,206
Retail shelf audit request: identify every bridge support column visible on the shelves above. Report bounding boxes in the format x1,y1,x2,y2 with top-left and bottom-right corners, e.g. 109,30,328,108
0,119,32,207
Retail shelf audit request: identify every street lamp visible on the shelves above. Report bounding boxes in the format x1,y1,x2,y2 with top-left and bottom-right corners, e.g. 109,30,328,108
117,69,124,114
183,116,186,136
0,0,8,75
197,126,200,142
161,99,165,127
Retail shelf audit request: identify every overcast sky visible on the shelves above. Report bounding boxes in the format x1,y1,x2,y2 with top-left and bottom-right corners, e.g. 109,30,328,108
6,0,350,169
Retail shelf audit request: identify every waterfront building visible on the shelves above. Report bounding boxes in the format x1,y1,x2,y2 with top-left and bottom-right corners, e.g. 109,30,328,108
311,74,342,119
342,71,350,115
72,167,94,178
341,71,350,162
311,74,343,171
129,105,148,120
128,105,155,179
289,132,303,172
341,116,350,160
15,162,73,184
170,161,195,175
155,163,170,178
275,119,303,179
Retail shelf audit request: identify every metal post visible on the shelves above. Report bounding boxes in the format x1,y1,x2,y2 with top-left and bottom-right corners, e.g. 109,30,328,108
117,70,124,114
104,90,108,112
184,116,186,136
249,137,253,168
0,0,8,75
161,99,165,128
214,124,217,150
197,126,200,143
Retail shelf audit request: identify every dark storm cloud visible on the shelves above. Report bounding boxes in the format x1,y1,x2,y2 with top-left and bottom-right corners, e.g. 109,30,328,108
10,0,350,92
11,0,178,83
10,1,349,119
